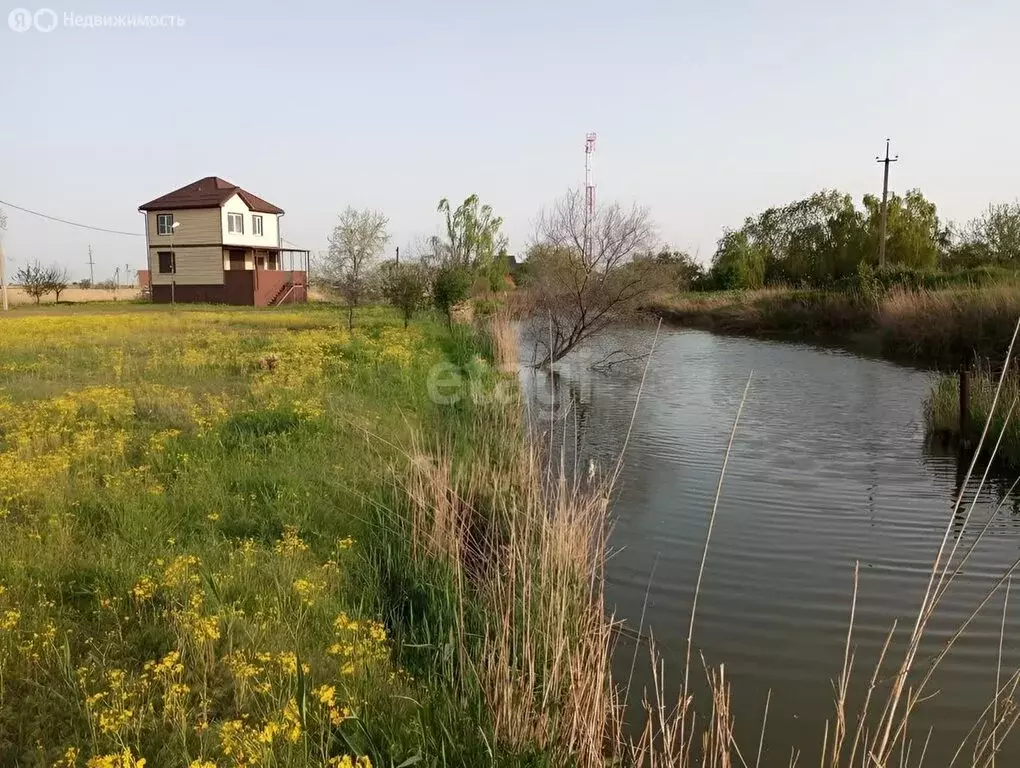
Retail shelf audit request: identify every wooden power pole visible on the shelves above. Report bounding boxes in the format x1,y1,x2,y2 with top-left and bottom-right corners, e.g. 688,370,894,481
0,237,7,312
876,138,899,269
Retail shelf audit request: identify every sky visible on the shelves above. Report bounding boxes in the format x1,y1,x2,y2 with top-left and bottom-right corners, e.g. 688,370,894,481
1,0,1019,281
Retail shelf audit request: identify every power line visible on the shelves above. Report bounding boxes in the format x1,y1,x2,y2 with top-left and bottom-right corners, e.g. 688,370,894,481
0,198,144,237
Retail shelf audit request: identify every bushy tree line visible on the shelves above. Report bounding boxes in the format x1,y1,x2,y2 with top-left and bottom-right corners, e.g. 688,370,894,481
317,195,512,329
701,190,1020,290
317,190,667,368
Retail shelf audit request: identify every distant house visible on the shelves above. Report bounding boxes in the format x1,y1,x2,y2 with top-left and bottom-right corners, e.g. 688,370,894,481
138,177,309,305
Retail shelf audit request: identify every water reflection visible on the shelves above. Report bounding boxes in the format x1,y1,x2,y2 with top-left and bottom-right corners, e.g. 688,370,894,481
519,325,1020,765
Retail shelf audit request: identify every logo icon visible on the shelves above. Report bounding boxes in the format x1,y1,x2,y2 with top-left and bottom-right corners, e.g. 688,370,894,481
33,8,57,32
8,8,33,32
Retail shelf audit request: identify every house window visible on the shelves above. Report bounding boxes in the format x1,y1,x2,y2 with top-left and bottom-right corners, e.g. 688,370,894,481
157,251,176,274
228,212,244,234
253,215,263,236
156,214,174,235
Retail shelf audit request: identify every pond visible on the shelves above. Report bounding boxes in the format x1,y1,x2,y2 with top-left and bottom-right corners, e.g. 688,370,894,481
520,326,1020,764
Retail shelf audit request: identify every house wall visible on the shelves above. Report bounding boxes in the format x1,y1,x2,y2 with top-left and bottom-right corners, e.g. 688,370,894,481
145,208,222,245
222,248,256,271
147,246,224,285
220,194,281,249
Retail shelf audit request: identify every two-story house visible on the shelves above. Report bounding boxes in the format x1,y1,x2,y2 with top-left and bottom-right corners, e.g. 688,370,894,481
139,177,309,305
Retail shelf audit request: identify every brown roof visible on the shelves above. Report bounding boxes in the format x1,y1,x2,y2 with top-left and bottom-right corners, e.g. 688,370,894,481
138,176,284,214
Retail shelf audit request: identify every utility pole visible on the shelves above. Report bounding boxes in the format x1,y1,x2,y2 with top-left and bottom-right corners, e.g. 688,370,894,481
125,263,131,287
0,210,8,311
584,132,597,265
0,238,7,312
87,245,95,285
395,246,400,266
876,138,898,269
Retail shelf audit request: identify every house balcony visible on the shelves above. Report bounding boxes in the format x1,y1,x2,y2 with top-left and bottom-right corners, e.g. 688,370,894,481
222,248,309,306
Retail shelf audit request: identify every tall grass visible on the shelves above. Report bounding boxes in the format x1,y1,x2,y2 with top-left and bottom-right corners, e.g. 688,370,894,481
489,307,520,374
925,362,1020,466
375,330,1020,767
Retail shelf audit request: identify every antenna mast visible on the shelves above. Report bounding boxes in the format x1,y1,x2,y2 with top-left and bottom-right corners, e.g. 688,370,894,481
584,131,597,263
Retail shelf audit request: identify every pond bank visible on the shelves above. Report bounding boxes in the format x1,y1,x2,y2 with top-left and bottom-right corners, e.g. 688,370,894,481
645,283,1020,370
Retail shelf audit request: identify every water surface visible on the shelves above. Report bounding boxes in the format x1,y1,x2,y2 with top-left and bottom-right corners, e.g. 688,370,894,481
521,327,1020,764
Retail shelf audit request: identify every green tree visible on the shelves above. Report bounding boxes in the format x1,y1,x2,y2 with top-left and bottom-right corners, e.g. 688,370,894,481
435,194,509,274
432,264,472,328
955,202,1020,265
863,189,941,270
382,262,428,329
710,230,765,289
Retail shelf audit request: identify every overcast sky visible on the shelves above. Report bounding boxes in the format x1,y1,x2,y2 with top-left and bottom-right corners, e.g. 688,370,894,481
1,0,1018,280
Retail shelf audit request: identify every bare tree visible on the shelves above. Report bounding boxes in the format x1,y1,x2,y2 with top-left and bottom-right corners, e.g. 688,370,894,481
323,207,390,329
47,264,70,302
528,189,657,368
16,261,54,304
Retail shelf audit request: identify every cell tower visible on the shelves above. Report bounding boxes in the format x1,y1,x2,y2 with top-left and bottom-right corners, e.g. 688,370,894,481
584,132,597,262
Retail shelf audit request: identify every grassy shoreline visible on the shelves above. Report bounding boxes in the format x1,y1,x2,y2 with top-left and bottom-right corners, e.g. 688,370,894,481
924,365,1020,467
646,283,1020,369
4,302,1020,766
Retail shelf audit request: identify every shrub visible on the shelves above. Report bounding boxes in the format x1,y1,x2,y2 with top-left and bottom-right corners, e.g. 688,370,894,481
432,265,472,328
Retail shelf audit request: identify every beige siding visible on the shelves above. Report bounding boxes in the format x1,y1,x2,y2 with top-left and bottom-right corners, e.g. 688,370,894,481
148,246,224,285
221,194,282,248
146,209,222,246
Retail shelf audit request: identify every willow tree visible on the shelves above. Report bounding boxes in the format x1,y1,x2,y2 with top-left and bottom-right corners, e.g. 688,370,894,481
433,195,509,291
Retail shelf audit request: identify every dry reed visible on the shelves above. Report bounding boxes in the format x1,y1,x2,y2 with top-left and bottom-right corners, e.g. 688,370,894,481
489,307,520,374
397,317,1020,767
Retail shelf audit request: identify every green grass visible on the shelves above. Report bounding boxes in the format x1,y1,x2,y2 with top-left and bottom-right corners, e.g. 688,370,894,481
925,364,1020,466
0,303,536,767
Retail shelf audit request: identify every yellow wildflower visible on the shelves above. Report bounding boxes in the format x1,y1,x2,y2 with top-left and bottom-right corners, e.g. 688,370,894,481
275,525,309,556
329,705,351,727
188,761,216,768
0,609,19,631
85,747,145,768
292,577,324,606
98,707,133,734
315,684,336,707
257,719,279,744
162,554,201,589
282,699,302,743
53,746,79,767
130,575,156,601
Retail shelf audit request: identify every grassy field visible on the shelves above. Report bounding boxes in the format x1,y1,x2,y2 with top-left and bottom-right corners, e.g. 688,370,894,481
647,283,1020,368
2,287,145,305
0,303,499,767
